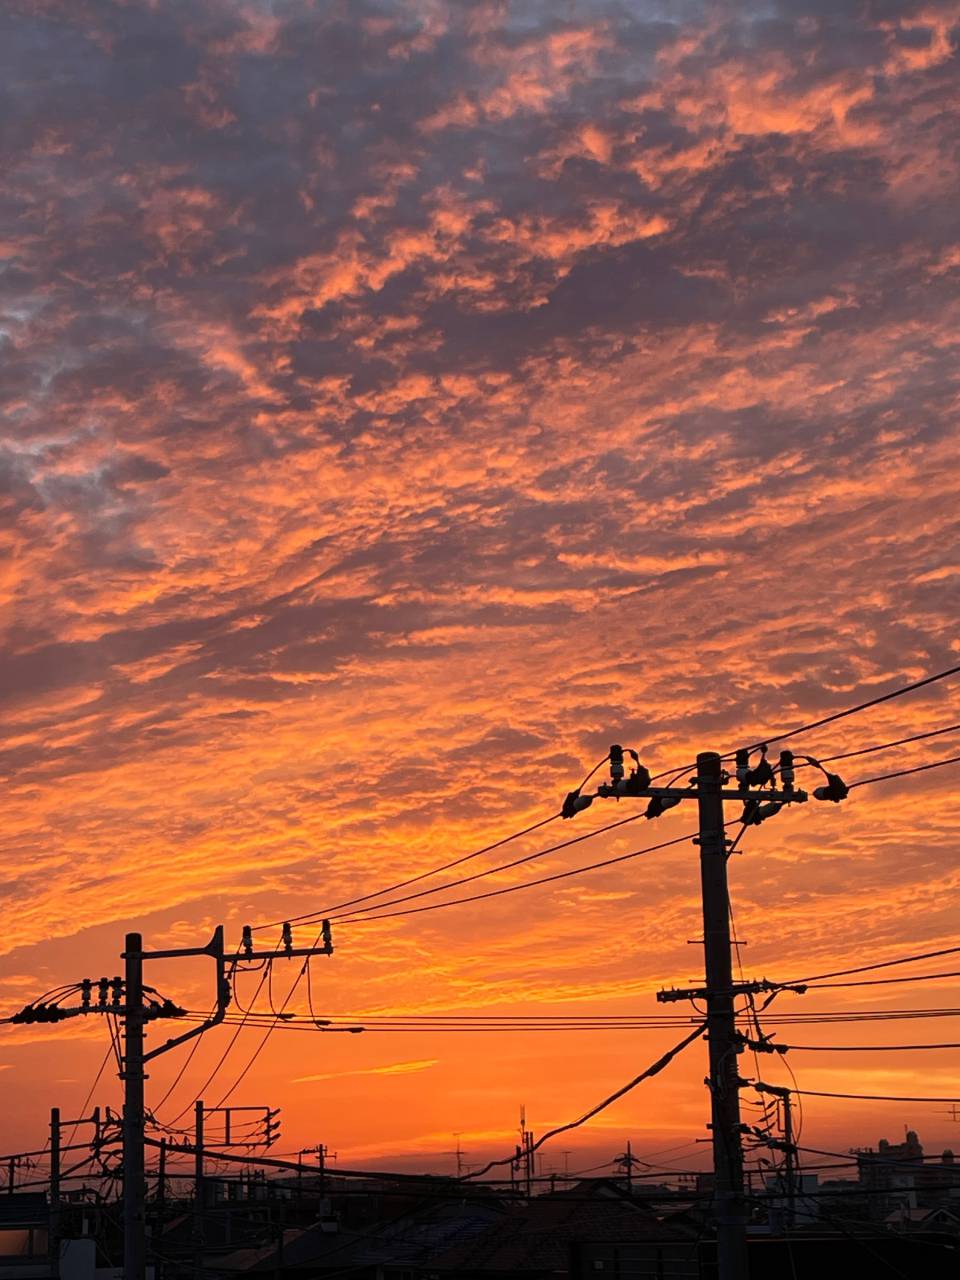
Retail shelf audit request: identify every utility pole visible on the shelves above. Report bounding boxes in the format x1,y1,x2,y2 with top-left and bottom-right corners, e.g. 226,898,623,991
123,933,147,1280
49,1107,60,1280
782,1090,796,1227
615,1139,636,1193
754,1081,797,1228
157,1138,167,1212
194,1101,204,1280
6,919,336,1280
562,743,832,1280
696,753,748,1280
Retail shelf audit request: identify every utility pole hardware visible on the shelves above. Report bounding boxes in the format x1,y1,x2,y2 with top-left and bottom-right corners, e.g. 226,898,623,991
7,919,335,1280
561,742,845,1280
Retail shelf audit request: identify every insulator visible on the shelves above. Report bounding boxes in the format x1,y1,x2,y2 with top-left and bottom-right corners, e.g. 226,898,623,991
813,771,848,802
645,794,681,820
80,979,92,1008
623,764,651,793
561,790,593,819
778,750,795,791
735,749,751,790
97,978,110,1009
241,925,253,957
322,919,332,950
740,799,783,826
609,744,624,781
746,752,774,788
111,978,123,1008
281,922,293,953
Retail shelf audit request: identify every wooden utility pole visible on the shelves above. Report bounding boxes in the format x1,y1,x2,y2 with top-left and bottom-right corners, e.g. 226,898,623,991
696,753,748,1280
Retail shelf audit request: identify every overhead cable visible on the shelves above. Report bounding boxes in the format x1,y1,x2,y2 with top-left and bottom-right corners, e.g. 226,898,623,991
328,810,652,924
738,661,960,754
461,1022,706,1181
788,944,960,986
251,812,561,932
326,828,698,926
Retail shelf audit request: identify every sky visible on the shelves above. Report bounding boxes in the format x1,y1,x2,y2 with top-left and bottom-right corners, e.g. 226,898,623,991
2,0,960,1181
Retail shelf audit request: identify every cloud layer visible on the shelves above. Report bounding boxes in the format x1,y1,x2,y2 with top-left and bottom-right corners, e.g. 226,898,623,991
2,0,959,1165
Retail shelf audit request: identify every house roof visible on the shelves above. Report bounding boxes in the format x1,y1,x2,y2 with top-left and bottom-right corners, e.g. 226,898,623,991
218,1196,506,1272
427,1180,696,1274
885,1205,960,1225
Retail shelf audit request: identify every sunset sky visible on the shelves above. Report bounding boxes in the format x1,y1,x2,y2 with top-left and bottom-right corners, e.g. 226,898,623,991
3,0,960,1180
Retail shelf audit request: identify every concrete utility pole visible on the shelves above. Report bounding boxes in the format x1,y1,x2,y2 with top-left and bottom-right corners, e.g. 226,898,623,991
754,1080,797,1228
8,920,335,1280
563,743,819,1280
123,922,333,1280
122,933,147,1280
194,1101,205,1280
782,1090,796,1227
49,1108,61,1280
695,754,748,1280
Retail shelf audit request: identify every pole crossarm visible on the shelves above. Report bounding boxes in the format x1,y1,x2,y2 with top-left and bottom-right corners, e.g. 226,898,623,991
141,927,229,1064
594,784,808,803
735,1031,788,1056
657,980,808,1004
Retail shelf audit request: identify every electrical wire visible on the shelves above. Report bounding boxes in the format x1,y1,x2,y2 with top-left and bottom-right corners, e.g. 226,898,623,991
805,969,960,989
849,754,960,790
173,1004,960,1032
163,936,285,1125
247,753,960,936
211,927,328,1109
648,662,960,783
151,1002,217,1114
784,1088,960,1103
788,944,960,985
770,1039,960,1052
327,810,655,924
460,1024,707,1182
65,1041,114,1148
810,722,960,765
735,661,960,754
320,828,699,926
251,812,563,933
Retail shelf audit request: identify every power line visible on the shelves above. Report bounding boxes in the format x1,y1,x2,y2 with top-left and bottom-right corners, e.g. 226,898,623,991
781,1088,960,1103
814,722,960,765
248,671,960,941
211,933,328,1109
849,754,960,790
152,1003,215,1114
806,969,960,990
251,812,562,932
649,663,960,783
788,944,960,986
64,1040,114,1148
164,939,284,1124
770,1039,960,1052
737,661,960,754
322,828,698,926
275,754,960,933
170,1006,960,1033
461,1023,706,1181
326,810,653,924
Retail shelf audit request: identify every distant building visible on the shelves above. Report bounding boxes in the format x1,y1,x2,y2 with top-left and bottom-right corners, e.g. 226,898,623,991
853,1130,960,1220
